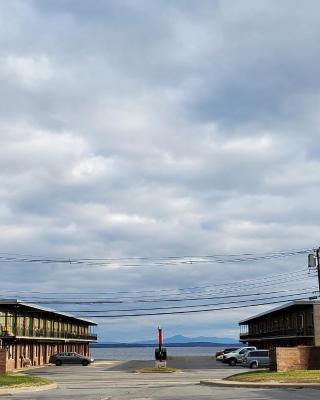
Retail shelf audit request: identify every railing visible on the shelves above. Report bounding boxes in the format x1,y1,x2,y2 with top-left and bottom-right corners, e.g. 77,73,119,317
1,328,97,341
240,327,314,340
0,329,14,337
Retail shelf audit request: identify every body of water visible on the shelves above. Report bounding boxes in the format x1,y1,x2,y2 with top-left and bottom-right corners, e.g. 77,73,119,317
90,346,224,360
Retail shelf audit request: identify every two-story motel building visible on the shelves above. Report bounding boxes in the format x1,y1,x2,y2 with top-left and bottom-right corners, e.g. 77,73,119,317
239,300,320,349
0,299,97,372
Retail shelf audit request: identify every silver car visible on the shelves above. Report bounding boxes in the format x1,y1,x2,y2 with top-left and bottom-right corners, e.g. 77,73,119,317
223,346,256,366
242,349,269,369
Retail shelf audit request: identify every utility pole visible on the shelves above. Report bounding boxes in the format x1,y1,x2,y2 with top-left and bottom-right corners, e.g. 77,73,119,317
308,248,320,296
316,248,320,295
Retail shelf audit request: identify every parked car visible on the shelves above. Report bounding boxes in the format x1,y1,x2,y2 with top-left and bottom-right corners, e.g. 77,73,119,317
238,348,254,364
49,352,94,366
242,349,270,369
215,348,239,361
223,346,256,366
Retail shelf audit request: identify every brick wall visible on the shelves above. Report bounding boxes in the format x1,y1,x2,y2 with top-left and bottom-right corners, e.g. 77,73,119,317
6,358,15,372
0,349,7,374
271,346,320,372
314,304,320,346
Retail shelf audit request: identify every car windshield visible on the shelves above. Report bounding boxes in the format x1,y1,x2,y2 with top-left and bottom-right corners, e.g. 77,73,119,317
224,348,237,353
238,348,253,354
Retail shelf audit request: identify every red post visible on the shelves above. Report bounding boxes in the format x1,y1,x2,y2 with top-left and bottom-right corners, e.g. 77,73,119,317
158,327,163,349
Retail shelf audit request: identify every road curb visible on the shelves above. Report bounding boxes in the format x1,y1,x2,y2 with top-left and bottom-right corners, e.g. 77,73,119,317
0,382,57,395
200,379,320,389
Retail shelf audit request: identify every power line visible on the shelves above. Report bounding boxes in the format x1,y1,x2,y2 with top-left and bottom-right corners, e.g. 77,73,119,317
0,268,313,300
0,248,311,268
2,271,315,304
0,248,311,260
68,295,315,318
8,277,317,305
61,288,317,313
8,289,317,318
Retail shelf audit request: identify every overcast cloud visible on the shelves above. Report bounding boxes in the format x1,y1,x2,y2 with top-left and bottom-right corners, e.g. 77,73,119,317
1,0,320,341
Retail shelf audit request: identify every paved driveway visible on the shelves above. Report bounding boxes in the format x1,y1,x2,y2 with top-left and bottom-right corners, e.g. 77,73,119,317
106,356,236,371
2,361,320,400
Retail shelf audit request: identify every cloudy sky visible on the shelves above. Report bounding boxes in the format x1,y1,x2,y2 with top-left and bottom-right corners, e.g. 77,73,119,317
1,0,320,342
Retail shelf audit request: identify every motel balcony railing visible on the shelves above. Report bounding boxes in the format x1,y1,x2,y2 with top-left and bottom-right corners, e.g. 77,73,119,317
0,328,97,341
240,327,314,340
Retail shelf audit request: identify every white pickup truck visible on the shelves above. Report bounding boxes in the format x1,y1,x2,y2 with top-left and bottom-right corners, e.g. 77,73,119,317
223,346,256,366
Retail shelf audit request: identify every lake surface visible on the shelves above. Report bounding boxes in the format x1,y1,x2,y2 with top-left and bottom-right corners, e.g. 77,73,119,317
90,346,224,360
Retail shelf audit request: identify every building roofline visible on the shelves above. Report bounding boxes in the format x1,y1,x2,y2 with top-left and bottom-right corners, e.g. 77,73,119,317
239,300,320,324
0,299,97,325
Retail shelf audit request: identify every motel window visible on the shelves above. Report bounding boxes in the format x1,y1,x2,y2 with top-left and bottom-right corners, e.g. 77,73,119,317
272,319,279,330
25,317,31,335
297,314,304,330
7,345,14,360
0,312,5,334
39,318,44,335
7,314,15,335
33,318,39,336
17,316,24,334
285,317,290,329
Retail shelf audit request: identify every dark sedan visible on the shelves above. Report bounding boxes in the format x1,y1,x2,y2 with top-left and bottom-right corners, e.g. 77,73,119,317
49,352,94,366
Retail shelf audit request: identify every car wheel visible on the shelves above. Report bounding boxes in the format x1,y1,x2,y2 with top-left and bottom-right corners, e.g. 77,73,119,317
250,361,258,369
229,358,237,367
55,360,62,366
81,360,89,366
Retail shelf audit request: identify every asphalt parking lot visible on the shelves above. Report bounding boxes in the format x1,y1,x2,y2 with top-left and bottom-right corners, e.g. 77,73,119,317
106,356,234,371
2,359,320,400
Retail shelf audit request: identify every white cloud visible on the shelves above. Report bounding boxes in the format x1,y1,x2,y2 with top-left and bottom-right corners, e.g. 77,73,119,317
2,55,53,87
69,156,114,183
0,0,319,340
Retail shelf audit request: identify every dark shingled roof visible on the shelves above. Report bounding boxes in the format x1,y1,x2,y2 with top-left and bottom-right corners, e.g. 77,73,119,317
239,300,320,325
0,299,97,325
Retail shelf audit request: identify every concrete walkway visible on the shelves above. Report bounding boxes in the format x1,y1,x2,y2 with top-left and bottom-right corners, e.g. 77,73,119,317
200,378,320,389
0,382,57,396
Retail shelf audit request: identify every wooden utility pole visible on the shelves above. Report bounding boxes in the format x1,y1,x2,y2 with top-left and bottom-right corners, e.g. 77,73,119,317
308,249,320,295
316,248,320,295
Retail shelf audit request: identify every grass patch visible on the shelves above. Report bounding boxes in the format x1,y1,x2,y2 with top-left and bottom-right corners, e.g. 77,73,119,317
226,370,320,383
135,367,181,373
0,373,53,388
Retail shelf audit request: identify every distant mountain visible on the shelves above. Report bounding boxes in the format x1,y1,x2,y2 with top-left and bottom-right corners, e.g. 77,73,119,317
96,334,239,346
133,334,239,345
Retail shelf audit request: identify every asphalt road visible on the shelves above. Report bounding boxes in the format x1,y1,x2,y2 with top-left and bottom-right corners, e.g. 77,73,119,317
106,356,232,371
2,359,320,400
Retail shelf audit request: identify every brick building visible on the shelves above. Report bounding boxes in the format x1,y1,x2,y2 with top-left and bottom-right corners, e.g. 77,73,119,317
0,299,97,372
239,300,320,349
